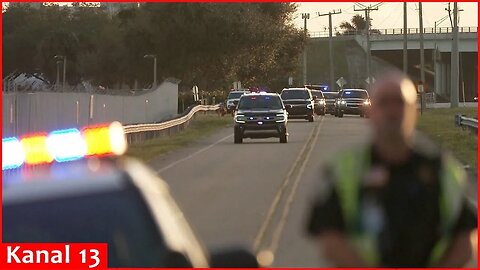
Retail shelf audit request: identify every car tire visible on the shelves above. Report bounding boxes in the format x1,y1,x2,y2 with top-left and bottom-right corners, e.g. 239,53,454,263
234,133,243,144
308,115,314,122
320,110,325,116
338,112,344,118
360,113,364,118
279,132,288,143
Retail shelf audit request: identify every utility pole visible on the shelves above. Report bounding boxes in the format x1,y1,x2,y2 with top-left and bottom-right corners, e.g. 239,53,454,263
403,2,408,74
302,13,310,85
354,5,378,89
450,2,459,107
318,9,342,92
418,2,425,113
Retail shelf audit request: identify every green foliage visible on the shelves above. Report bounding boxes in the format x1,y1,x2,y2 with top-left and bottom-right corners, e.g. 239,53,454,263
3,3,305,92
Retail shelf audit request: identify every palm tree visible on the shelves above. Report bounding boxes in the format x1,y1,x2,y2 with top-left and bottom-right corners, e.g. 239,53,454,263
336,14,380,36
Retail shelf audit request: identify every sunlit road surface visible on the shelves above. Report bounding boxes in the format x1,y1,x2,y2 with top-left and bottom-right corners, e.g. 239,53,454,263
148,114,477,267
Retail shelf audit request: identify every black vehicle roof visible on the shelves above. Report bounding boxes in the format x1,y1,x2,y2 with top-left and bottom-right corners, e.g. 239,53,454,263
2,157,209,267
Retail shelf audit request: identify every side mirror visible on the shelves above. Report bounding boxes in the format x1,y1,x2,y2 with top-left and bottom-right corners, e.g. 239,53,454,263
209,248,259,268
285,104,292,109
313,95,318,100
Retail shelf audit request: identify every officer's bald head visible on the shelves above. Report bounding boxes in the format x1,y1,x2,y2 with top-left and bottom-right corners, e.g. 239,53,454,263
369,71,418,144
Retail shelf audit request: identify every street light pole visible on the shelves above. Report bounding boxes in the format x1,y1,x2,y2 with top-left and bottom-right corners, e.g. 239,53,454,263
153,56,157,88
56,60,62,89
418,3,425,114
144,54,157,89
54,55,66,91
302,13,310,85
63,56,67,90
450,2,459,108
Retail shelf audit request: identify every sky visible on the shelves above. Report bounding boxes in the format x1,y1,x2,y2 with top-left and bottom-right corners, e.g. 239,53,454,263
294,2,478,35
3,2,478,33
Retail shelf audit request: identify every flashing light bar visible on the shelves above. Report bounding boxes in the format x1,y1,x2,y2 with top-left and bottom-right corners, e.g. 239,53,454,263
47,128,86,163
2,137,25,170
2,122,127,171
21,134,54,165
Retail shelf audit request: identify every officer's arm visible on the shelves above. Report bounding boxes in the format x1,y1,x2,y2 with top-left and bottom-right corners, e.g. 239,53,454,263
318,230,368,267
437,231,472,267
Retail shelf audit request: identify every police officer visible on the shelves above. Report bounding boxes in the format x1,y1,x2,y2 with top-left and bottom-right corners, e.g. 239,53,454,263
306,72,477,267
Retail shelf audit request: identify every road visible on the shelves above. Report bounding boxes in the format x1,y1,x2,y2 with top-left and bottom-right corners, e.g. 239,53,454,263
148,114,477,267
149,114,371,266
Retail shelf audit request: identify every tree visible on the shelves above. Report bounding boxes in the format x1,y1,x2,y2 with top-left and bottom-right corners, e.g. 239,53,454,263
3,3,305,92
336,14,381,36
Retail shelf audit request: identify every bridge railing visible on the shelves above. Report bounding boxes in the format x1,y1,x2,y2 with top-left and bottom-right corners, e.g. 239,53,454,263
310,26,477,38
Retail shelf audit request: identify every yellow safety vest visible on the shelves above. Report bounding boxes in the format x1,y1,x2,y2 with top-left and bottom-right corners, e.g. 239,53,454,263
332,146,465,267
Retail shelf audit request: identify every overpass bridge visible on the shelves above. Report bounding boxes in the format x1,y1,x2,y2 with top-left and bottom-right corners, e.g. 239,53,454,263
310,27,478,101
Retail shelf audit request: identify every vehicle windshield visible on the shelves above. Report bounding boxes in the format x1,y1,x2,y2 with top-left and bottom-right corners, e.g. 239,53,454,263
341,90,368,99
281,90,310,100
238,95,283,110
3,188,167,267
227,92,244,99
323,92,339,99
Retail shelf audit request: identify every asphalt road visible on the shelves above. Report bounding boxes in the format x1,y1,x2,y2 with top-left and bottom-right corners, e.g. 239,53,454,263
148,114,477,267
149,114,371,266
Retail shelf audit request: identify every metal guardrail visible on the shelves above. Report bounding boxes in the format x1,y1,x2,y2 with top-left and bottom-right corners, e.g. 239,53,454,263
124,104,221,144
310,26,477,38
455,114,478,133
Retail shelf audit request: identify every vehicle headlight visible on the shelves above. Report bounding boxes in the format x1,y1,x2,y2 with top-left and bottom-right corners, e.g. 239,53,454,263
306,104,313,109
363,100,371,106
276,114,286,122
235,114,246,123
319,100,325,105
340,100,347,105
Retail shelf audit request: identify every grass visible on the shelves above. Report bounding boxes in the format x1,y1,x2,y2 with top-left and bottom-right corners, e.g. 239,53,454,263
416,107,478,171
126,114,232,162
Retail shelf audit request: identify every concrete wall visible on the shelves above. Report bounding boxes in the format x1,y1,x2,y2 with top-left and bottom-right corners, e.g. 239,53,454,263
2,80,178,137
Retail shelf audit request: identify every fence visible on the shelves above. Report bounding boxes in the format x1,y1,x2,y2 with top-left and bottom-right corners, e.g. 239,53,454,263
124,104,221,144
310,26,478,38
455,114,478,134
2,79,179,138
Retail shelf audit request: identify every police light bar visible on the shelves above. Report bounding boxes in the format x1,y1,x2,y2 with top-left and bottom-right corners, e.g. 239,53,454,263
2,122,127,171
2,137,25,170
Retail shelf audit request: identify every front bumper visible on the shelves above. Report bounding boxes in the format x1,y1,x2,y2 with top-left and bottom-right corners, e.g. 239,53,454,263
314,103,326,113
325,103,336,113
235,122,287,138
338,104,370,115
286,106,313,118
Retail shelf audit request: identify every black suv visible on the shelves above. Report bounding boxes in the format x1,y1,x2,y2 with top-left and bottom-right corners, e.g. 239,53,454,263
280,88,315,122
335,89,371,118
323,91,339,115
310,90,326,115
234,93,288,144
